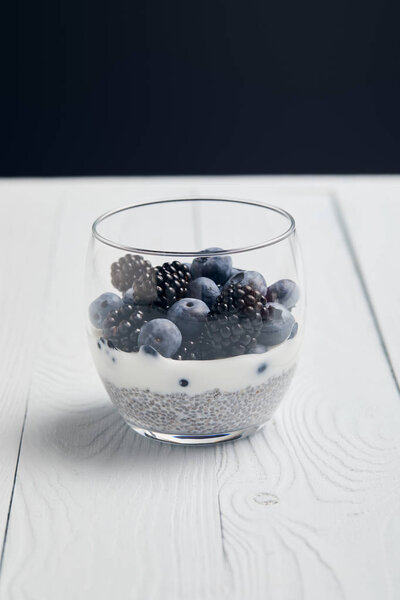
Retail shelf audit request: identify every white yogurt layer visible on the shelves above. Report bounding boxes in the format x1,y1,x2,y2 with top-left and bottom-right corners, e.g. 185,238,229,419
88,329,301,395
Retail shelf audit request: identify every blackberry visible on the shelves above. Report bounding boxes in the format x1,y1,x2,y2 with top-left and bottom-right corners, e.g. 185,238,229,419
203,283,268,358
204,313,260,358
213,283,269,320
174,339,198,361
102,303,152,352
196,336,217,360
121,260,191,309
152,261,191,310
111,254,152,292
174,334,215,361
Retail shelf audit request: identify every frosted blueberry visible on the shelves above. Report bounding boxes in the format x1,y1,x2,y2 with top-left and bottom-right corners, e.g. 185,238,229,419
187,277,220,308
259,303,295,347
168,298,209,337
267,279,299,310
190,247,233,285
89,293,123,328
225,270,267,296
138,319,182,358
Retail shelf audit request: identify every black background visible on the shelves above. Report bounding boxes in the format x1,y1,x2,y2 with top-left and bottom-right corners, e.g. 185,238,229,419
3,0,400,176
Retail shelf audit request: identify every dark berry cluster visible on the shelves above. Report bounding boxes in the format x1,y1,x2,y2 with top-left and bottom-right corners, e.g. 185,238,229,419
111,254,152,292
152,261,191,309
112,256,191,310
88,246,299,359
201,283,268,358
102,304,151,352
211,282,269,320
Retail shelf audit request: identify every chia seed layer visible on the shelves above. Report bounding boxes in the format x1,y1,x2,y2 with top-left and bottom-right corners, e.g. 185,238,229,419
102,364,296,435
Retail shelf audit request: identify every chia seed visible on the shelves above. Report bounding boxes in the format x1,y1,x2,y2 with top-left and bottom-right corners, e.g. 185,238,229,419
102,364,296,435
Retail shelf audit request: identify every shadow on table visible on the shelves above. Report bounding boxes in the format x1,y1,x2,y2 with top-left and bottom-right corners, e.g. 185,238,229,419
42,400,214,472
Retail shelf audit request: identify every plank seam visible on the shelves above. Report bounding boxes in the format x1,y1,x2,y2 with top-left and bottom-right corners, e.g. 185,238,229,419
0,200,64,581
0,405,28,577
331,194,400,396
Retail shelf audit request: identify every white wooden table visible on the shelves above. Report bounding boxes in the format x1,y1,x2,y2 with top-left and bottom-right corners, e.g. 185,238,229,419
0,176,399,600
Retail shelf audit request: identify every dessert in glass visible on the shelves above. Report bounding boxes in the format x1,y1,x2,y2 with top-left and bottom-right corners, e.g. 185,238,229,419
86,198,304,445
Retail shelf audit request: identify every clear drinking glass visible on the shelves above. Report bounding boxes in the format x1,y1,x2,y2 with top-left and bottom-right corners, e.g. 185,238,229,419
86,198,304,445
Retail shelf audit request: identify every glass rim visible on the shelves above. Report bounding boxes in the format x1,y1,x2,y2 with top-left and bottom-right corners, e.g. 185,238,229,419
92,197,296,257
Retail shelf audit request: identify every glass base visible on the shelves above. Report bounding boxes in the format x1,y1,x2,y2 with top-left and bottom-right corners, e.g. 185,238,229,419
130,424,262,446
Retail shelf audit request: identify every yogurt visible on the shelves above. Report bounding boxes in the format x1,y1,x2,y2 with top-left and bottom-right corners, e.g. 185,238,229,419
88,330,300,436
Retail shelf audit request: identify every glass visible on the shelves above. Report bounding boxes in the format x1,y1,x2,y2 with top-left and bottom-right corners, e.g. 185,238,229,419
85,198,305,445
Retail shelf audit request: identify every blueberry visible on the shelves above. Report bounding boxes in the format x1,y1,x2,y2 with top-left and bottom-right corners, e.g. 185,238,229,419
179,378,189,387
167,298,210,337
123,288,135,304
225,270,267,296
138,319,182,358
259,302,295,347
289,322,299,339
187,277,220,308
141,344,159,357
97,341,101,350
267,279,299,310
89,293,123,329
190,247,233,285
257,363,268,373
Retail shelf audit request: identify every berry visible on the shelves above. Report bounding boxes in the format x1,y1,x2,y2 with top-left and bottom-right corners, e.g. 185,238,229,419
203,283,268,358
259,303,295,347
179,379,189,387
257,363,268,373
111,254,152,292
190,247,233,285
187,277,220,308
89,293,123,329
138,318,182,358
173,335,215,360
213,282,269,320
133,261,191,309
204,313,260,358
174,339,198,360
267,279,299,309
140,345,159,357
102,303,151,352
225,270,267,296
153,261,191,309
167,298,210,337
123,288,134,304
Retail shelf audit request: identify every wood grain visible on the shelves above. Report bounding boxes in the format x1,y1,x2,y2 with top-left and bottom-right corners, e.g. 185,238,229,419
196,180,400,599
0,178,399,600
335,180,400,386
0,184,59,559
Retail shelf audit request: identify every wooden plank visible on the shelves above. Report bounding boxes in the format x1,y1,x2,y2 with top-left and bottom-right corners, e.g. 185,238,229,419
0,184,59,559
0,179,399,599
0,182,224,600
335,180,400,386
196,179,400,599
